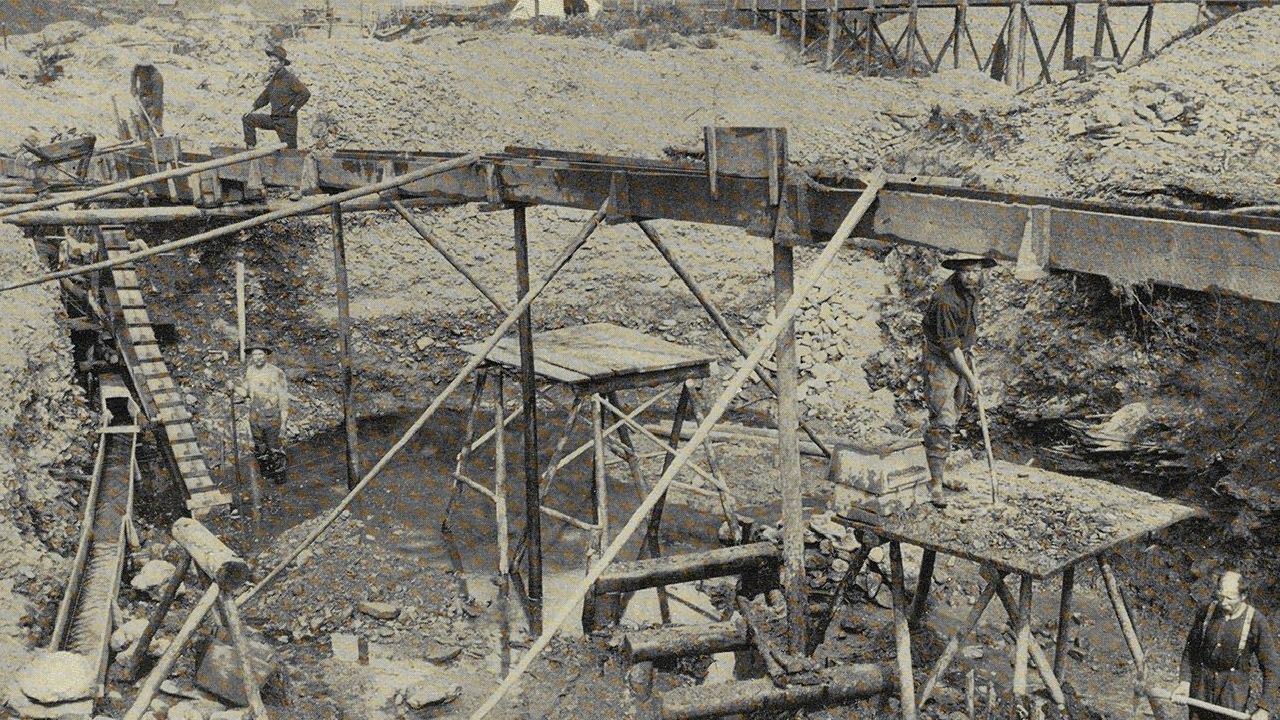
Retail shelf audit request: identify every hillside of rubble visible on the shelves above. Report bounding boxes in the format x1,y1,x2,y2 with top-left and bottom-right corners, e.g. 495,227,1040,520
0,5,1279,717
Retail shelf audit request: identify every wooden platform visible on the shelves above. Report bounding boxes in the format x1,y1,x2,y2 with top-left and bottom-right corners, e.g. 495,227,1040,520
461,322,715,393
865,460,1202,579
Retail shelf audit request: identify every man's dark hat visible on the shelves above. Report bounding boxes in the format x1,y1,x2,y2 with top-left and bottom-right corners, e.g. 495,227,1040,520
265,45,291,64
941,251,997,270
245,343,273,355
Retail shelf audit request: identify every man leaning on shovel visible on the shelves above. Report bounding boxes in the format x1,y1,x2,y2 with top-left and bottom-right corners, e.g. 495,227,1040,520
920,251,995,508
1172,569,1278,720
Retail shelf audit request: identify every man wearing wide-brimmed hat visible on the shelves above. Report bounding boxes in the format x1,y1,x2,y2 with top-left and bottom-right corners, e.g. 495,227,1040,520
920,251,996,508
237,343,290,485
242,44,311,150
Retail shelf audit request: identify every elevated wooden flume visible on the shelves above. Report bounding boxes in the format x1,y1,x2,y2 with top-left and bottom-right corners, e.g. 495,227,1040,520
0,129,1245,718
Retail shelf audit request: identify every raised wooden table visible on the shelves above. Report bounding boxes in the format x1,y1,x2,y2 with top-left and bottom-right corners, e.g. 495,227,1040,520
841,460,1203,719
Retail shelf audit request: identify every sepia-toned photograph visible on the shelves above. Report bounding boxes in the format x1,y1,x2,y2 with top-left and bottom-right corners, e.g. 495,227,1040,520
0,0,1276,718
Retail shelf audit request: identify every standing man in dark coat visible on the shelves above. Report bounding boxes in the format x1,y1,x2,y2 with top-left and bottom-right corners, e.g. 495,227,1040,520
920,252,995,508
130,51,164,135
242,44,311,150
1177,570,1278,720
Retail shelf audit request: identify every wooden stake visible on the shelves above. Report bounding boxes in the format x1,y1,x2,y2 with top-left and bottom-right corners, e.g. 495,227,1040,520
909,548,936,628
889,541,917,720
494,374,511,677
236,241,246,363
220,588,268,719
1054,565,1076,678
826,0,837,69
1063,3,1076,68
1093,0,1108,57
1012,575,1033,704
919,575,997,707
331,204,362,490
986,568,1067,708
123,583,220,720
467,172,887,720
1098,556,1146,678
773,241,806,656
118,553,192,681
513,203,543,635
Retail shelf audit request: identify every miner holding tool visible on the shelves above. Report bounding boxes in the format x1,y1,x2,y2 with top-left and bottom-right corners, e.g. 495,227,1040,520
232,344,291,486
920,251,995,508
130,50,164,135
242,44,310,151
1173,570,1278,720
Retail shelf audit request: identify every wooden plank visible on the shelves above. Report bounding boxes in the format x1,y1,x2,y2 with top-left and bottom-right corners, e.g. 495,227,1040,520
177,459,209,477
123,309,151,325
594,542,780,595
171,442,203,460
126,326,157,344
460,341,590,384
134,344,164,362
116,289,146,307
157,407,193,424
139,361,168,377
165,425,196,442
112,269,141,288
533,324,714,380
146,376,177,391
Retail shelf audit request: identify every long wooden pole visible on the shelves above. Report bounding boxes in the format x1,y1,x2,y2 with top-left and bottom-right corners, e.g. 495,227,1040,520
919,576,998,707
1098,556,1146,677
1012,575,1033,704
123,582,220,720
1054,565,1076,678
774,240,807,656
986,568,1068,707
236,200,607,609
637,221,830,457
118,554,192,681
468,171,886,720
236,242,246,363
512,203,543,635
494,374,511,678
889,541,918,720
0,153,482,293
332,204,362,491
0,143,285,219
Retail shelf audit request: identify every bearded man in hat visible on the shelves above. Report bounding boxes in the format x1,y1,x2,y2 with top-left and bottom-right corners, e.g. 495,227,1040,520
920,251,995,507
237,344,290,485
1176,569,1278,720
242,44,311,150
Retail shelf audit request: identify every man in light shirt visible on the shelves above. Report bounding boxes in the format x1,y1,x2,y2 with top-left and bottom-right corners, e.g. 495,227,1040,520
237,344,290,485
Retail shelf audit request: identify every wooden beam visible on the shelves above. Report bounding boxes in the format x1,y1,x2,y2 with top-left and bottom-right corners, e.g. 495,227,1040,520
331,204,362,491
624,617,750,662
594,542,780,595
170,518,250,589
660,663,896,719
1054,565,1075,678
889,541,917,720
774,241,807,656
513,203,543,636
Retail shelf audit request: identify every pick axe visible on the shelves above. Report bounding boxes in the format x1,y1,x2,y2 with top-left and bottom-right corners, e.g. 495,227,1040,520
1148,687,1252,720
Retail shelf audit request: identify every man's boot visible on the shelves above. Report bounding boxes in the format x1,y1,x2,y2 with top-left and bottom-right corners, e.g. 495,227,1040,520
927,456,948,508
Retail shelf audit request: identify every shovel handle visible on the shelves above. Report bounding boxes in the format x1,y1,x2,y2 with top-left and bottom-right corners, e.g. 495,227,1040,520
969,356,998,503
1150,688,1253,720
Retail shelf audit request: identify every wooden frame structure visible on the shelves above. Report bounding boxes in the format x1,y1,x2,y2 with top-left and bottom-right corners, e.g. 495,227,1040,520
446,323,741,645
735,0,1271,83
0,125,1262,717
851,460,1202,719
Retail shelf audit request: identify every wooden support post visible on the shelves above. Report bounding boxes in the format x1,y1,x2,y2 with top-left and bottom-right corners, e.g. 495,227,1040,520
585,395,610,632
494,374,511,678
1141,4,1154,57
123,583,220,720
986,568,1068,708
953,0,964,67
1054,565,1075,679
1063,3,1076,68
864,6,875,72
909,548,936,628
773,241,806,656
1005,4,1020,86
889,541,917,720
220,588,268,719
235,240,246,363
1093,0,1108,57
826,0,837,69
512,204,543,636
609,391,671,624
1097,556,1146,678
442,372,487,576
660,663,896,719
625,617,750,662
643,385,690,568
331,204,361,491
118,553,192,681
800,0,807,52
905,0,919,73
1017,0,1030,87
918,575,998,708
1012,575,1033,706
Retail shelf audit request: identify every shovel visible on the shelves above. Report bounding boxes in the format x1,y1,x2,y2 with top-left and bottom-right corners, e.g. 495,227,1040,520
1148,687,1252,720
969,354,998,504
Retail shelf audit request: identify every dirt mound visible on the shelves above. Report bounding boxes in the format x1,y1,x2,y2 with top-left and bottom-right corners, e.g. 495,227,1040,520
918,7,1280,204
